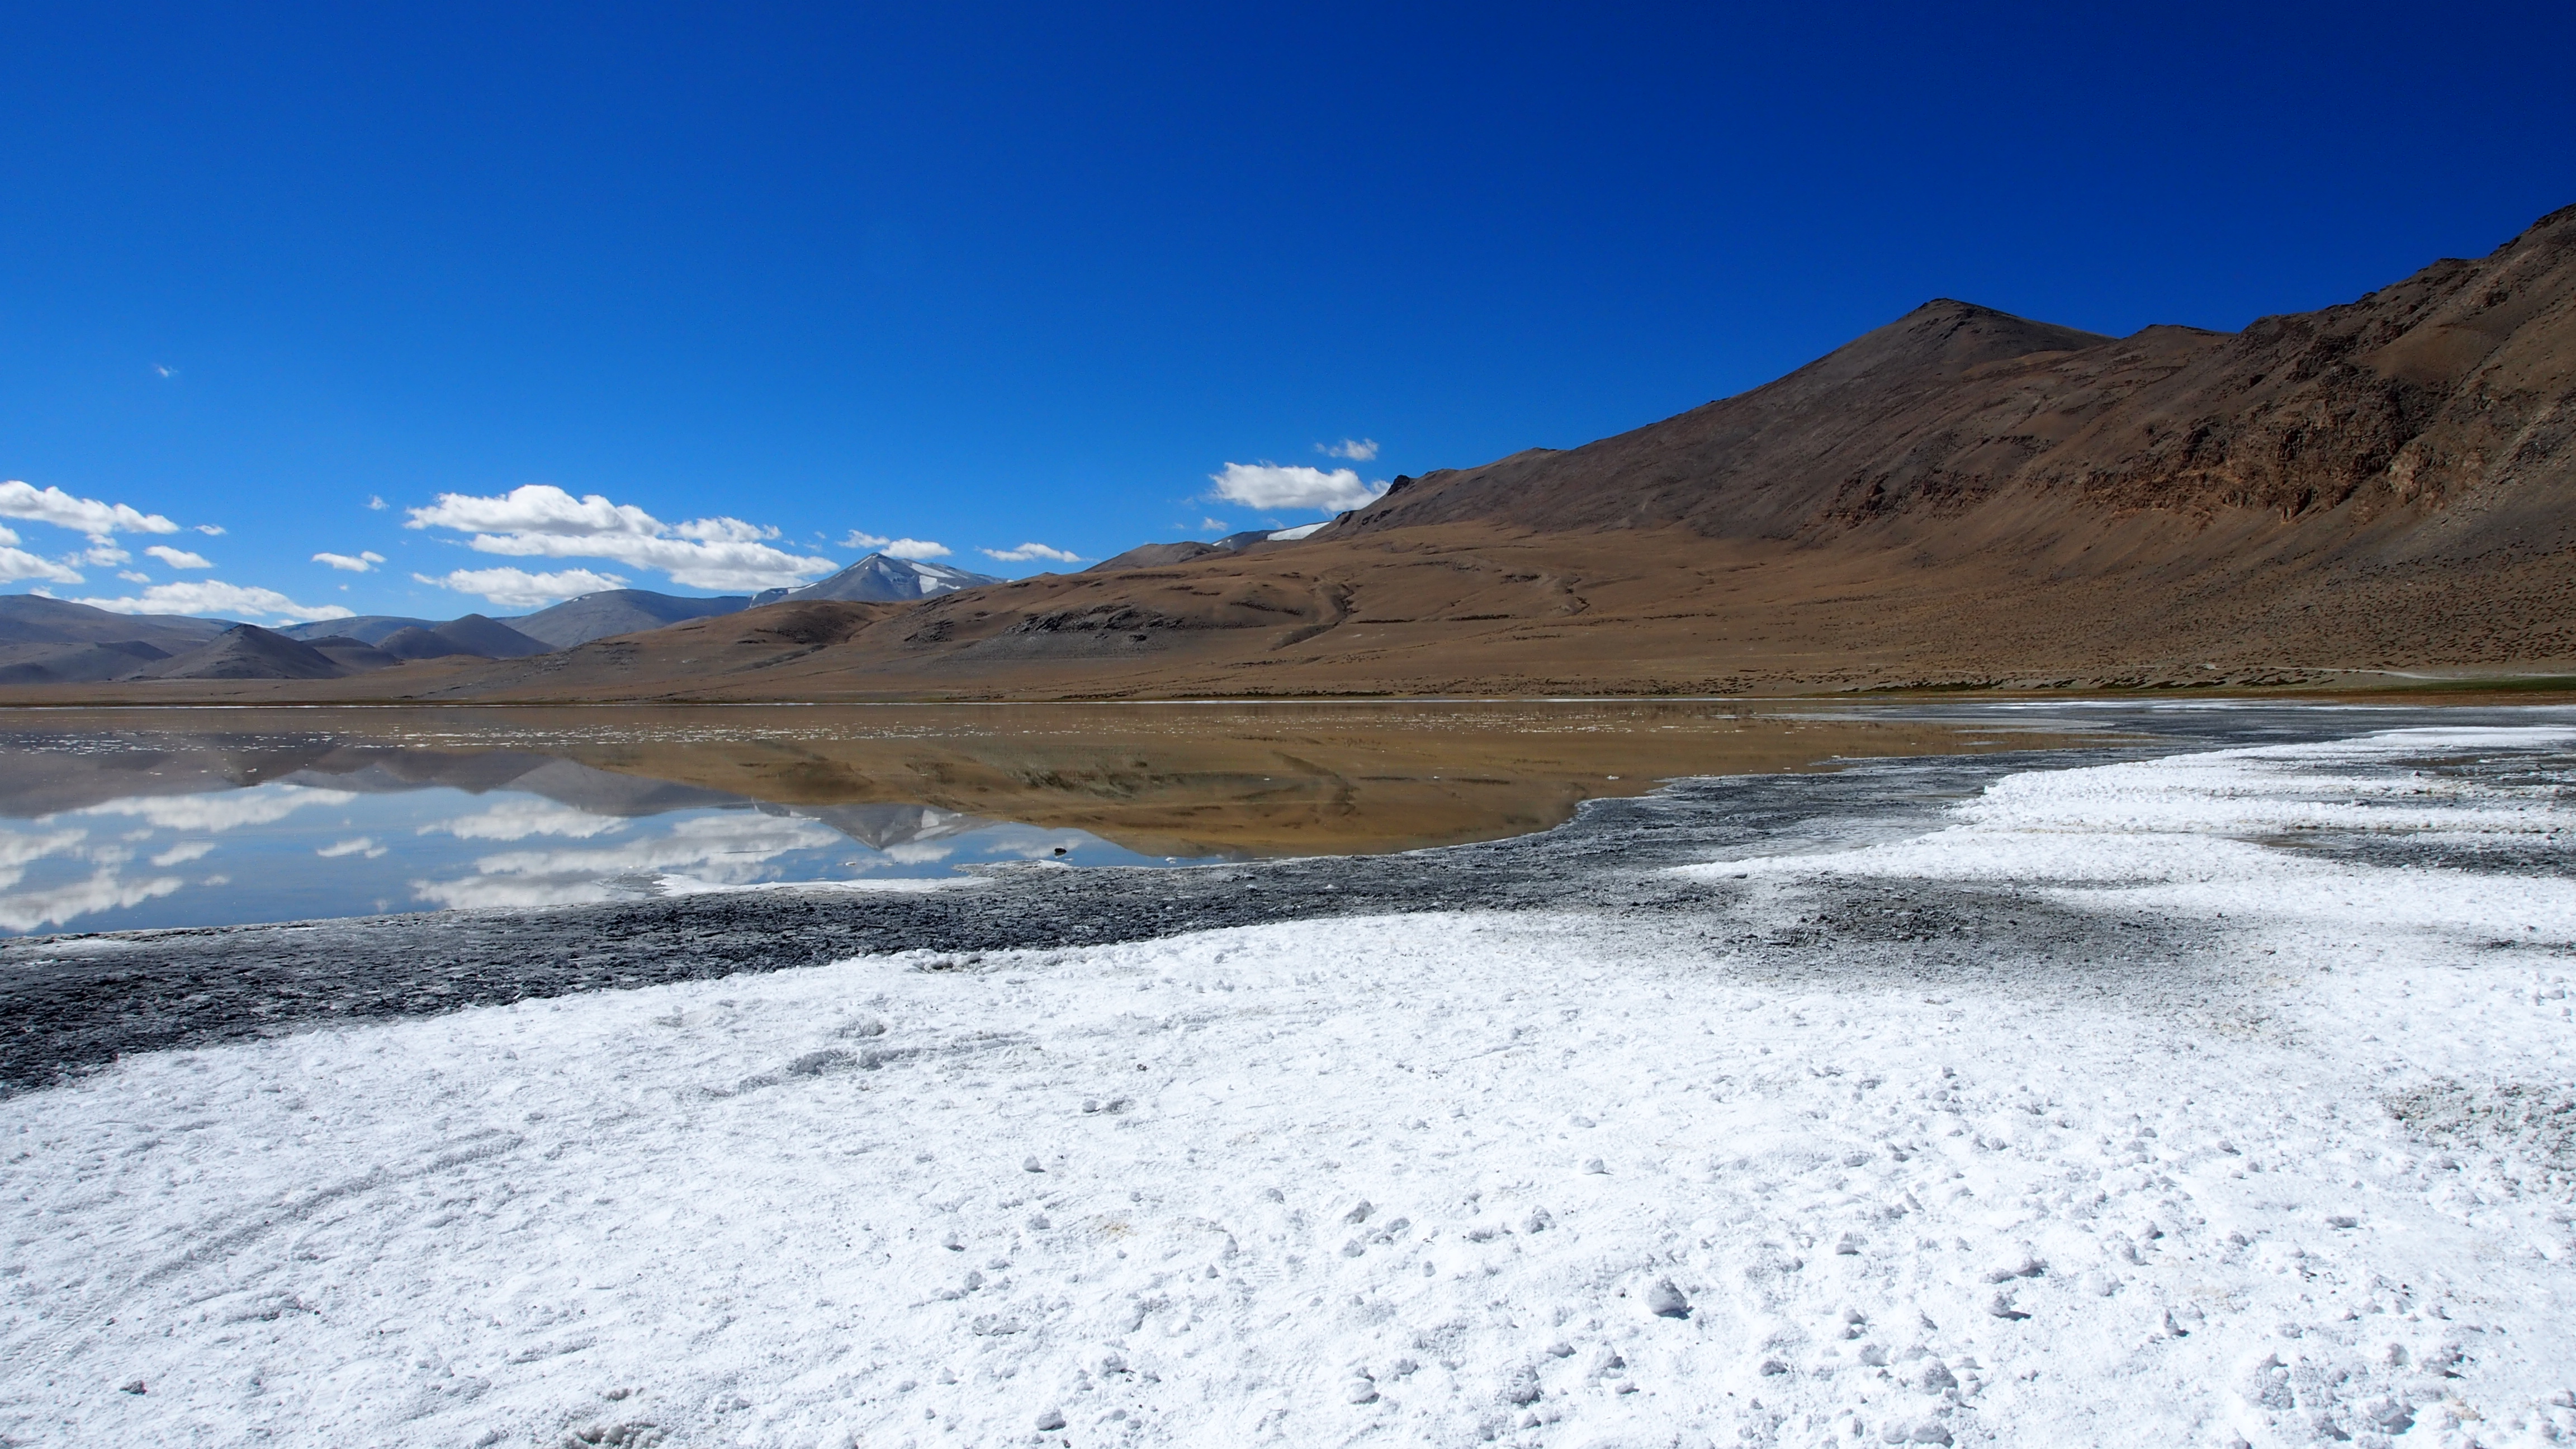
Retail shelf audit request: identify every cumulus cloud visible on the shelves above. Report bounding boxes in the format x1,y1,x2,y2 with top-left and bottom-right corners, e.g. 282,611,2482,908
197,524,225,536
72,580,354,623
80,783,359,832
407,484,836,591
0,868,186,934
314,550,386,572
117,571,151,583
416,566,628,610
144,544,213,570
1318,438,1380,461
367,495,388,510
150,840,216,867
0,480,182,538
412,813,843,910
0,538,86,586
841,530,952,560
1208,462,1387,513
316,836,389,859
0,827,89,891
978,542,1084,564
419,800,628,842
83,544,130,566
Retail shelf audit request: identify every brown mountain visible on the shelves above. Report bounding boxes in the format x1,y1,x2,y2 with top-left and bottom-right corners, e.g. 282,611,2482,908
14,203,2573,703
1336,204,2574,555
141,624,352,681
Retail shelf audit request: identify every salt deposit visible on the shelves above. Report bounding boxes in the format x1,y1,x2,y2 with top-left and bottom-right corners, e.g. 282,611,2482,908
5,726,2573,1447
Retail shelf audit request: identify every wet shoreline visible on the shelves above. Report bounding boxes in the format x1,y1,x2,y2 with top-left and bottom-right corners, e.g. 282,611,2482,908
5,700,2566,1095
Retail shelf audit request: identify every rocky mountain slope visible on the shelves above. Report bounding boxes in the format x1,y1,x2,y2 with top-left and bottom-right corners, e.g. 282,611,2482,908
375,614,550,661
1335,202,2574,561
501,589,752,648
0,596,230,685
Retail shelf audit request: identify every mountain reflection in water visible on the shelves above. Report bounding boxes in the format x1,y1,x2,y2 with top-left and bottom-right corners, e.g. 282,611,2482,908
0,703,2086,934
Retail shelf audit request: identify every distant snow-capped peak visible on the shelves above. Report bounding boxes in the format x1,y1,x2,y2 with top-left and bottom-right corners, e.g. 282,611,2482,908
756,553,1004,606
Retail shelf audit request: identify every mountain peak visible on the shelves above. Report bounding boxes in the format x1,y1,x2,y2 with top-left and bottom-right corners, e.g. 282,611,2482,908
763,553,1003,606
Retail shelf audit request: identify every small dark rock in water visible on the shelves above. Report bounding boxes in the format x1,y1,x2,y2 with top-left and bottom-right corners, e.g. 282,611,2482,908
119,1380,145,1395
1646,1278,1691,1319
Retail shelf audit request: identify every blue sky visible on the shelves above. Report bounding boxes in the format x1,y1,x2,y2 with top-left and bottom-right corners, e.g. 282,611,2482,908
3,1,2570,622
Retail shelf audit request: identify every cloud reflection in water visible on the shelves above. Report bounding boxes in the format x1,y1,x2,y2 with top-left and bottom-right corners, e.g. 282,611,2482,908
412,812,848,910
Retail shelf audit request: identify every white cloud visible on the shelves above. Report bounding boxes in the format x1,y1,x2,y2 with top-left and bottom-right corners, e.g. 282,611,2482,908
1208,462,1386,513
419,800,629,842
0,480,182,538
0,548,83,585
367,495,388,510
978,542,1084,564
84,544,130,566
73,580,354,623
313,550,386,572
145,544,213,570
412,813,842,910
408,484,836,591
154,364,176,379
417,566,628,610
197,524,225,536
1318,438,1380,461
117,570,151,583
78,783,359,832
150,840,216,866
0,827,88,891
0,868,186,934
1199,517,1226,531
316,836,388,859
841,531,953,560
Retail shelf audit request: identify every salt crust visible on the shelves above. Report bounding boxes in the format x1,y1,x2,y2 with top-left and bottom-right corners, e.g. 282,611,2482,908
4,728,2574,1447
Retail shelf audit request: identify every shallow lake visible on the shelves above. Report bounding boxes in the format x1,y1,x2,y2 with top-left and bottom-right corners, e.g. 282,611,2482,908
0,702,2094,934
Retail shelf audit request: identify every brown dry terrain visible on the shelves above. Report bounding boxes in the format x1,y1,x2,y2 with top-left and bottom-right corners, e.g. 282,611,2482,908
15,203,2572,703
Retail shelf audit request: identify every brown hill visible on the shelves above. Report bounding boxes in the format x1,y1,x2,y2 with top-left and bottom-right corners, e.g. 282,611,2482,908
12,203,2573,704
1333,202,2575,556
141,624,352,681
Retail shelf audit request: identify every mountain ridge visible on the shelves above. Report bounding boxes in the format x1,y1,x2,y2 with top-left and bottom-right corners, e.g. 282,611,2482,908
1323,205,2575,555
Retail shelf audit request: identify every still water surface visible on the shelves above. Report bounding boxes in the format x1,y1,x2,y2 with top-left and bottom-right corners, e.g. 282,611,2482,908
0,703,2086,934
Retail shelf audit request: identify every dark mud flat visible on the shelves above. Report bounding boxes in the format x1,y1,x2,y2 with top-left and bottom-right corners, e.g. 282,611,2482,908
2,702,2557,1093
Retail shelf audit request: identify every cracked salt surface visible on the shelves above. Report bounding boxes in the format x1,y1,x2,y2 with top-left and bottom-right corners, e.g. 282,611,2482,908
7,726,2576,1447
